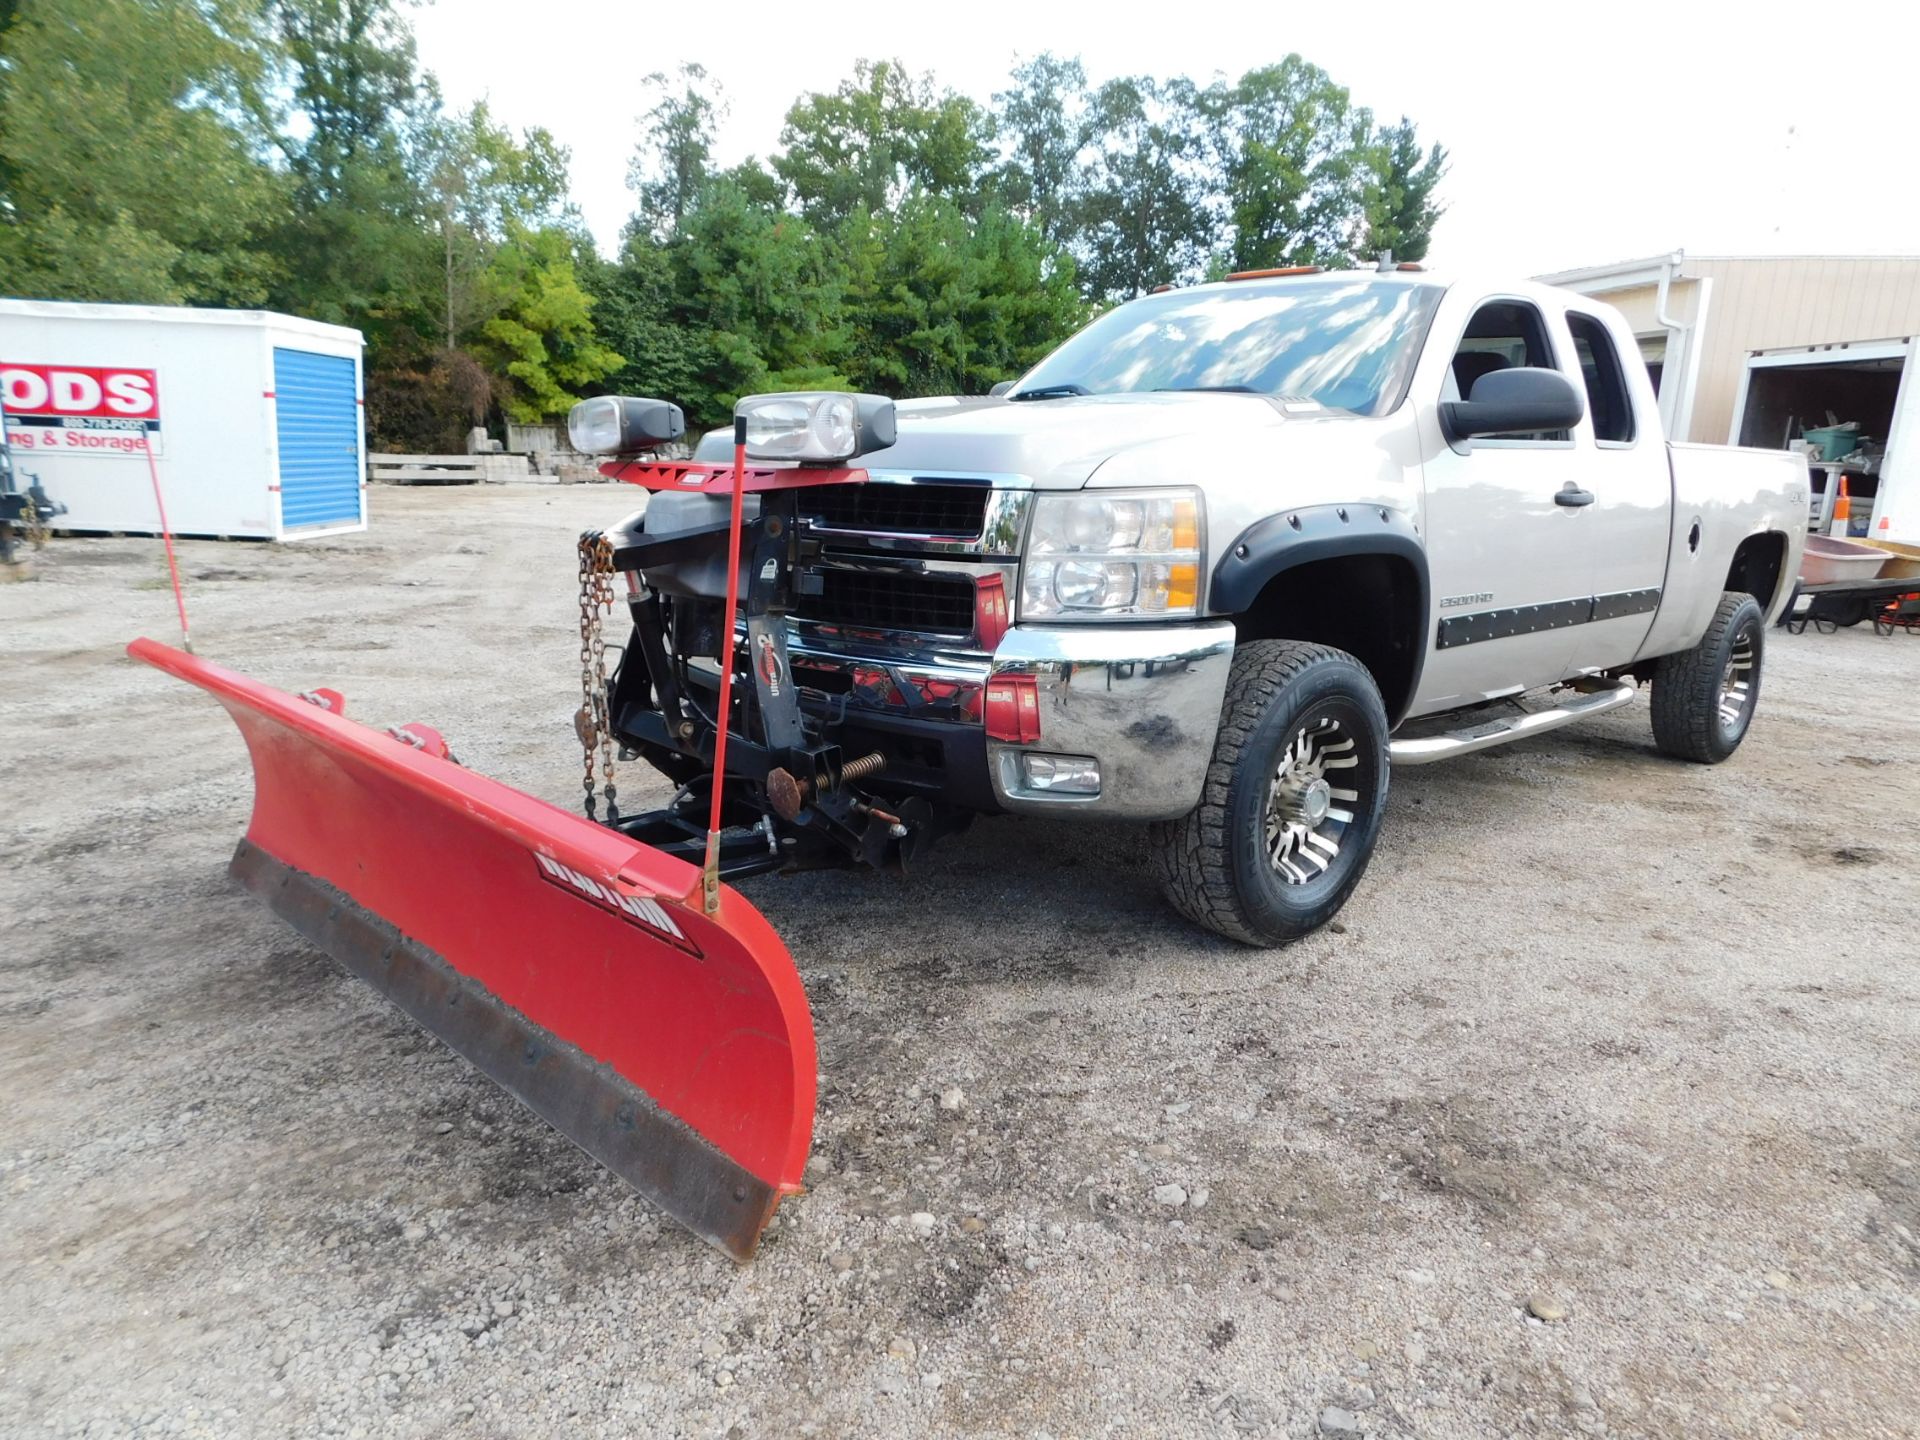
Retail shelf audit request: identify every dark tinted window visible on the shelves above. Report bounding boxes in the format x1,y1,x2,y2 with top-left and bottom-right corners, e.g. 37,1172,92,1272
1449,300,1567,441
1011,279,1444,417
1567,312,1636,443
1450,301,1557,389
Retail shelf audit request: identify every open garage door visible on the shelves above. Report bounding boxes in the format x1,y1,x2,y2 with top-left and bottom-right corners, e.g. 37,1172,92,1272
1732,339,1917,540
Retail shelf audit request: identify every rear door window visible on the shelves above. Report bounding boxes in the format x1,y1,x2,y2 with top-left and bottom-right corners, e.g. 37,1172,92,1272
1566,311,1637,444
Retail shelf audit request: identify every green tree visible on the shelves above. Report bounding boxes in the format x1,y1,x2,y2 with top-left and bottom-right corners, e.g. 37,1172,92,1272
664,177,850,423
267,0,433,346
472,225,623,420
990,52,1087,249
0,0,282,304
1212,57,1368,272
775,60,993,230
1357,117,1446,263
961,206,1087,382
839,198,970,396
276,0,416,200
1073,75,1214,303
627,62,720,241
841,197,1084,396
578,237,708,417
420,101,571,348
718,157,784,210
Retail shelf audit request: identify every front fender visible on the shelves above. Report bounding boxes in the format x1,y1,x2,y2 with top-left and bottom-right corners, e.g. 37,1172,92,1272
1208,503,1431,724
1210,502,1429,618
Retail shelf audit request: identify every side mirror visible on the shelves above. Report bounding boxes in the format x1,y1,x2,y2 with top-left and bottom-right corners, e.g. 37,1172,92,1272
1441,367,1584,441
988,380,1015,398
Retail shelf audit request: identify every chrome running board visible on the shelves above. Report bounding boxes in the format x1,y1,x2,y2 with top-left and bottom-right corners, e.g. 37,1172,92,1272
1389,678,1637,766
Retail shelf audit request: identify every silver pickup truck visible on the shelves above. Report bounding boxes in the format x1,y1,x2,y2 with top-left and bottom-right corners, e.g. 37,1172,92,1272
600,267,1807,945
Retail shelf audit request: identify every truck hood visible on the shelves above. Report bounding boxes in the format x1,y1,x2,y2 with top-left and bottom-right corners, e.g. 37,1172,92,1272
697,392,1303,489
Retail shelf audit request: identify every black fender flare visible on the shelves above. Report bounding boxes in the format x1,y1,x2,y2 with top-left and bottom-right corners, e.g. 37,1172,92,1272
1208,502,1431,722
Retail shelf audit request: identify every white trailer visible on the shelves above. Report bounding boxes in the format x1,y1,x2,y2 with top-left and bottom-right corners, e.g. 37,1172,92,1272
0,299,366,540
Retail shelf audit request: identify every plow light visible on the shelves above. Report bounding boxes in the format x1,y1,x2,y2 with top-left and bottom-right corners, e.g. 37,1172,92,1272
567,395,687,455
736,391,897,464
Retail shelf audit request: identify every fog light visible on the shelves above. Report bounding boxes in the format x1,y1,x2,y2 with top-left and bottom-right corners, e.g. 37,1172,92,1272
1018,753,1101,795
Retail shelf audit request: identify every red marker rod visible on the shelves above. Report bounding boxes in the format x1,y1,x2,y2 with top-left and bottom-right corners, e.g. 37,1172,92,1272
701,417,750,914
141,434,192,652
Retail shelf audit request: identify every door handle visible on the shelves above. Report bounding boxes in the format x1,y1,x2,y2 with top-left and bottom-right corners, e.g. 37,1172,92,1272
1554,485,1595,508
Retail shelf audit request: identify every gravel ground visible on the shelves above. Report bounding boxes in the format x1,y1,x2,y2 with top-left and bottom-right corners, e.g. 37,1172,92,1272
3,483,1918,1440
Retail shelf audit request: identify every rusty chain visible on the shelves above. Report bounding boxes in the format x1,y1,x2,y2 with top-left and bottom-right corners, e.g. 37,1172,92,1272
17,496,46,550
575,531,619,821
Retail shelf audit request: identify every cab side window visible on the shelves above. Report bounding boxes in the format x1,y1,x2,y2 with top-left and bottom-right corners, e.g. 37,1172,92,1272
1566,311,1636,444
1448,300,1566,442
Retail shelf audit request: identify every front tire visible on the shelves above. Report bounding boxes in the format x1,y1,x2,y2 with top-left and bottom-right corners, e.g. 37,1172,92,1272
1151,640,1390,946
1649,590,1766,763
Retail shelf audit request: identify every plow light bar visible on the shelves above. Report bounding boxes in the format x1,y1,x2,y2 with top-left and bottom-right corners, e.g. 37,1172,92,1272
736,391,897,464
567,395,687,455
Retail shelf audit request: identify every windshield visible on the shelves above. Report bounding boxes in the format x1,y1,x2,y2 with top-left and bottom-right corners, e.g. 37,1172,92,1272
1012,278,1442,416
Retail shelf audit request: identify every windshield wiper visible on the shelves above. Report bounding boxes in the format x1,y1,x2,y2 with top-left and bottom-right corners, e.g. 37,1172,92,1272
1153,385,1259,394
1007,382,1090,401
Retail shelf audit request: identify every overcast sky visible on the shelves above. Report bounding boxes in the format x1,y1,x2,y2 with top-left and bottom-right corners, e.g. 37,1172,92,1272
413,0,1918,276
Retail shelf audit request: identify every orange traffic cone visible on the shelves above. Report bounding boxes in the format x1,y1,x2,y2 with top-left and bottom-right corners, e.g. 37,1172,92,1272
1828,477,1853,538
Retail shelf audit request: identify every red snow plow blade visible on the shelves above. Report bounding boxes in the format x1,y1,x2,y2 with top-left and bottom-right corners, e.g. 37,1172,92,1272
129,637,814,1261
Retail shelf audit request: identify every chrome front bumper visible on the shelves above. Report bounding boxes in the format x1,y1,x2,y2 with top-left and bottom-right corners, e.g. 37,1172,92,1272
985,623,1237,819
785,619,1236,822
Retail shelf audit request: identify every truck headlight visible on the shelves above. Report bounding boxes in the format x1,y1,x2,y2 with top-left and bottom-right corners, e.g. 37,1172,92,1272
735,391,897,464
1021,489,1204,621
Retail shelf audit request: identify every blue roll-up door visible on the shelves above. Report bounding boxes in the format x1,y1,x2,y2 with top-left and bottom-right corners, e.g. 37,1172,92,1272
273,348,362,529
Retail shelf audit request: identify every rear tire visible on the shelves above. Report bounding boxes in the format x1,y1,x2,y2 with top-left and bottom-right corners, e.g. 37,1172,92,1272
1649,590,1766,763
1151,641,1390,946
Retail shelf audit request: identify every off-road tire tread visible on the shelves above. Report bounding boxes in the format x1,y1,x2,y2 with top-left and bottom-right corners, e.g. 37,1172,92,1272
1150,640,1373,946
1649,590,1764,763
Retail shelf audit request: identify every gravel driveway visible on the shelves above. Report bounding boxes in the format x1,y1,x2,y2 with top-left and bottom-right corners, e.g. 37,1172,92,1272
3,484,1916,1439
